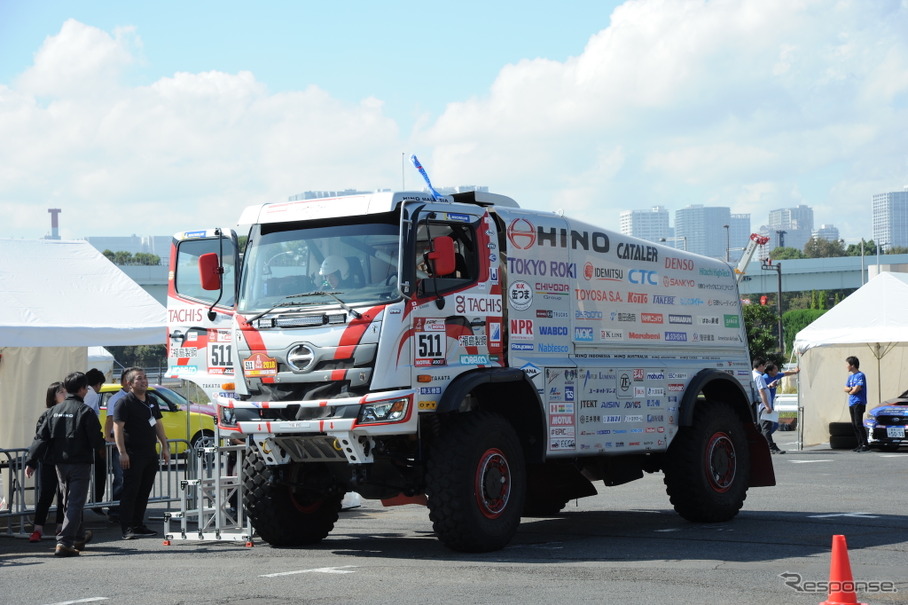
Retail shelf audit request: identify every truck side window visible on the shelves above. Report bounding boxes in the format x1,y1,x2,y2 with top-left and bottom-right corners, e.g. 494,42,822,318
416,222,476,295
175,238,236,307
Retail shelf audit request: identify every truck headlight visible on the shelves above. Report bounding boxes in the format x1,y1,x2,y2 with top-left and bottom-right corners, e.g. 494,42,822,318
358,397,409,424
219,405,237,427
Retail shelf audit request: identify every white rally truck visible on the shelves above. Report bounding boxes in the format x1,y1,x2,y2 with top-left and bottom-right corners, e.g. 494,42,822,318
166,189,774,552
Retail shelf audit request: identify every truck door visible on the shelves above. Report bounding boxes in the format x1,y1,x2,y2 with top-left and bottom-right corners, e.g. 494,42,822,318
404,204,504,396
166,229,240,402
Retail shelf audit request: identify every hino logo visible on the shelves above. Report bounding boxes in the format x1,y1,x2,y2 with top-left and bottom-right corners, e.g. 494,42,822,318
287,344,315,371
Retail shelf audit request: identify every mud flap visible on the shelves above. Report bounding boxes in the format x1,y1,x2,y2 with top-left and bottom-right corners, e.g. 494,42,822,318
526,462,598,502
745,421,776,487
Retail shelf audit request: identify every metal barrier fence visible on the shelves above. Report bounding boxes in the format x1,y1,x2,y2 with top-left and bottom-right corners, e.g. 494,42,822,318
0,439,209,538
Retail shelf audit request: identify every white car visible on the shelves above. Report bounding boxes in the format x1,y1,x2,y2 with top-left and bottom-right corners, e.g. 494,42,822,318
773,393,799,430
774,393,799,414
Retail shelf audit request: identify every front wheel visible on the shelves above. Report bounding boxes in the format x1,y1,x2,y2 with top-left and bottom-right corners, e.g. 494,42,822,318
663,400,750,522
426,411,527,552
190,429,216,450
242,448,342,546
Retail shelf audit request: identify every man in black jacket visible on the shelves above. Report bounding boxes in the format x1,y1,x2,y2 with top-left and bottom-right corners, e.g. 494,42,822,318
26,372,105,557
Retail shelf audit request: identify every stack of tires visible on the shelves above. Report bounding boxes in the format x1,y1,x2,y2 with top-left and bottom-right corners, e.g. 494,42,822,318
828,422,858,450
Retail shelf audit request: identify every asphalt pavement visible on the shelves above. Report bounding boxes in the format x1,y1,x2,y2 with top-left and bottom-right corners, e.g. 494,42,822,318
2,430,906,605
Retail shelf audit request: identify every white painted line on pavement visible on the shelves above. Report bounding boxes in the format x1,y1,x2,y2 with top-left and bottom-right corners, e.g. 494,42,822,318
807,512,879,519
45,599,108,605
789,459,832,463
260,566,357,578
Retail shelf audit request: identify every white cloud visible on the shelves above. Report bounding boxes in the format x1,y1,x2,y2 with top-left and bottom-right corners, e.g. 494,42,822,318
0,20,402,239
422,0,908,242
2,2,907,244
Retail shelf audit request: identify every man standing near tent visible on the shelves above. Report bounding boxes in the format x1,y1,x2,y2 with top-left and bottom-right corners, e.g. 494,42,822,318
84,368,107,514
24,372,104,557
752,358,783,454
844,356,870,452
113,368,170,539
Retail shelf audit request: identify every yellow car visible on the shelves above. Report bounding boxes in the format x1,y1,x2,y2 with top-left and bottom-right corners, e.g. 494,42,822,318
98,383,217,455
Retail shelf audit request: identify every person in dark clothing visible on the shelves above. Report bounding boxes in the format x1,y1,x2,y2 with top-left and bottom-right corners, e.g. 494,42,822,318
113,368,170,539
83,367,108,513
29,382,67,542
25,372,105,557
103,367,141,523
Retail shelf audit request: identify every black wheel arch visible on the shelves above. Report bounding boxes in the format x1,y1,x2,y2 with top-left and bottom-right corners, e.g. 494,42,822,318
679,368,752,427
435,368,547,464
678,368,775,488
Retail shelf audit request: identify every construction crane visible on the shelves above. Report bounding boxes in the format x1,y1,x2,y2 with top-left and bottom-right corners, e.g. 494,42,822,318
734,233,771,282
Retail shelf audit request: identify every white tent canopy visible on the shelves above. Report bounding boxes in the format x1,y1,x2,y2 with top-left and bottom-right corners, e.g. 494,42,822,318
88,346,116,378
0,239,165,346
793,272,908,447
0,239,166,450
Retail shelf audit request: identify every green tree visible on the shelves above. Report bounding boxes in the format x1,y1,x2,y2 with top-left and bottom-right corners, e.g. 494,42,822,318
106,345,167,370
768,246,804,260
133,252,161,266
845,239,882,256
803,237,846,258
782,308,826,353
743,302,783,366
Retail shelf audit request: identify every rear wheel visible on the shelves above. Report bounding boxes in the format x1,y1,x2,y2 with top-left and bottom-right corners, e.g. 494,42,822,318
663,400,750,522
242,448,342,546
426,410,526,552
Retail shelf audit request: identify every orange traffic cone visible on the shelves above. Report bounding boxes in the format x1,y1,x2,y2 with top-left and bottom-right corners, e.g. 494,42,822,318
819,535,867,605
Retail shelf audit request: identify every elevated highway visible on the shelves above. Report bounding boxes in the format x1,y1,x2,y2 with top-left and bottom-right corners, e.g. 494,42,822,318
737,254,908,297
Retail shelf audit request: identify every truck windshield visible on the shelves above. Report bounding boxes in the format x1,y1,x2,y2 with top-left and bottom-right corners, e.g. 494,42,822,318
237,216,401,314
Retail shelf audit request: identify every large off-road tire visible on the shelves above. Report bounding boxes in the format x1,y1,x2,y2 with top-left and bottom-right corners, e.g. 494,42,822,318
242,448,342,546
663,400,750,522
426,410,527,552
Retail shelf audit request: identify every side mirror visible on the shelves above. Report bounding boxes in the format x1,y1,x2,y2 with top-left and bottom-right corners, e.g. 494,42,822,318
427,236,456,277
198,252,222,291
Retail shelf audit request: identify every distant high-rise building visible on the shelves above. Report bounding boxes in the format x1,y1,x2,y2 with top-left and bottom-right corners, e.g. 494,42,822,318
289,189,374,201
727,214,751,263
872,188,908,249
765,205,814,251
812,224,840,242
675,205,741,260
289,186,487,201
619,206,671,242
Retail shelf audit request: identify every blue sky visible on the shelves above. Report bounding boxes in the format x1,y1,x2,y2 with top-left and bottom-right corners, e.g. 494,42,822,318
1,0,906,245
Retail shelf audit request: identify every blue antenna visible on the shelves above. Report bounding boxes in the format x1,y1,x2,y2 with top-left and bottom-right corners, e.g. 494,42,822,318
410,154,444,202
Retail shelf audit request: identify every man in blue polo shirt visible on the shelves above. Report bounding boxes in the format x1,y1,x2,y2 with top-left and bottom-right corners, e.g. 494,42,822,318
844,356,870,452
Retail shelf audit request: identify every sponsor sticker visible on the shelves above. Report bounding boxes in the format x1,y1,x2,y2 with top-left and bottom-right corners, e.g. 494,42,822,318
508,280,533,311
242,353,277,377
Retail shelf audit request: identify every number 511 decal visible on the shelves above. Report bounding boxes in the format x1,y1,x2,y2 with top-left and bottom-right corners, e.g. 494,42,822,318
415,332,446,367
